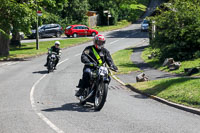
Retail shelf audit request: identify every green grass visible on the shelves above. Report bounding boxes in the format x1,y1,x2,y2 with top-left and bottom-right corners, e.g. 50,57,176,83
0,37,91,60
93,20,131,32
131,77,200,109
142,47,200,76
112,48,140,74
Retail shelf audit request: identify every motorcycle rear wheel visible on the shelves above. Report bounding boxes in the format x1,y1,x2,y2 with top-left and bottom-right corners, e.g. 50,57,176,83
94,82,108,111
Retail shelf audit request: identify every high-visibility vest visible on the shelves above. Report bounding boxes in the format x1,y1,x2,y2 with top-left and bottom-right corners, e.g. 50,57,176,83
92,47,103,66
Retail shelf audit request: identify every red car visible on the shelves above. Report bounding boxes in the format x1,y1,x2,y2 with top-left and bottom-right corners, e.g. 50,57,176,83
65,25,98,38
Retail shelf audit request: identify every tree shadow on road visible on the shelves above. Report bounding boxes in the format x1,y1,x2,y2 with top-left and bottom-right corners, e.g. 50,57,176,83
130,94,148,99
125,45,149,52
106,29,149,39
42,102,95,112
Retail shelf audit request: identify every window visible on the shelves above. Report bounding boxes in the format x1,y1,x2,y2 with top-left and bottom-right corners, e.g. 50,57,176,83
66,26,72,29
82,26,88,29
73,26,79,29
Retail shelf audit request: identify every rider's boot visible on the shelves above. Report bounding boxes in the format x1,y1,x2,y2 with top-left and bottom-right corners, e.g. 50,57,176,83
44,62,47,67
75,88,84,97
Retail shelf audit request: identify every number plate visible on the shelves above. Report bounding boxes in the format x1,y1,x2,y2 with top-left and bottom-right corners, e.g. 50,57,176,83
99,66,108,76
51,54,56,58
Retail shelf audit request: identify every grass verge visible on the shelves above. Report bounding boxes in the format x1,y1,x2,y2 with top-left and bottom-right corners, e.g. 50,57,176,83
112,48,140,74
131,77,200,109
0,37,91,60
142,47,200,76
93,20,131,32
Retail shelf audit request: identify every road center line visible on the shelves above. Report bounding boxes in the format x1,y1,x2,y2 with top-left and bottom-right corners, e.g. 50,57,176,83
30,58,69,133
109,40,119,45
58,58,69,65
0,62,18,67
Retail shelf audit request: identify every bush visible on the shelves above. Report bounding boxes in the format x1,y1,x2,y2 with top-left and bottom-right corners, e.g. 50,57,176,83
150,0,200,61
194,51,200,59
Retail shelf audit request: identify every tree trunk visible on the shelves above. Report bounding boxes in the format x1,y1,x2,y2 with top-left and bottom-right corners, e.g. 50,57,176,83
10,32,21,48
0,32,10,56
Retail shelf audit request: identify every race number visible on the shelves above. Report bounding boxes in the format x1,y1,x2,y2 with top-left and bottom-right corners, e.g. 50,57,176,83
99,66,108,76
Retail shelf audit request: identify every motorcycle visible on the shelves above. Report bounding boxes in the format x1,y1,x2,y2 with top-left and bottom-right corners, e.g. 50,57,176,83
47,50,57,73
77,63,116,111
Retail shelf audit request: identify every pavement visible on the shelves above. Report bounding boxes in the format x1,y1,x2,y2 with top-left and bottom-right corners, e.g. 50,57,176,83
116,40,179,84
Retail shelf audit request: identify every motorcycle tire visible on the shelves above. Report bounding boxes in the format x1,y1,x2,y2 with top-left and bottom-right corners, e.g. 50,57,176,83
47,61,53,73
94,82,108,111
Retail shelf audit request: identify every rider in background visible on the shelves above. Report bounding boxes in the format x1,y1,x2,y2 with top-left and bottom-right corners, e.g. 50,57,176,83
75,34,118,97
44,41,61,69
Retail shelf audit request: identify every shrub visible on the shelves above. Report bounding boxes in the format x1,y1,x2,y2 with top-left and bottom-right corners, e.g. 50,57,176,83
150,0,200,61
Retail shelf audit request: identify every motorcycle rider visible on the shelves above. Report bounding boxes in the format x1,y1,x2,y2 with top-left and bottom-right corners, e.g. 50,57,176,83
75,34,118,97
44,41,61,69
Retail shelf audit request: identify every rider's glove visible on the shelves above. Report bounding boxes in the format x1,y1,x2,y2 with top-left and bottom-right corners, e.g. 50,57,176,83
111,65,118,71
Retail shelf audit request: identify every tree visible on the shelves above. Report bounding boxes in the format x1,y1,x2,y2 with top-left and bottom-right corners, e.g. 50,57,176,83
150,0,200,60
61,0,88,26
0,0,68,56
88,0,148,25
0,0,34,56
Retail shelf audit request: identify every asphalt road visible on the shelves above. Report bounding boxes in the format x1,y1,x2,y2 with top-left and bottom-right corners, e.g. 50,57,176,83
21,36,67,43
1,0,200,133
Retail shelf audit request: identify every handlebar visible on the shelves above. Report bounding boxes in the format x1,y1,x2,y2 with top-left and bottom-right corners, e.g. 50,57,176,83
84,63,118,72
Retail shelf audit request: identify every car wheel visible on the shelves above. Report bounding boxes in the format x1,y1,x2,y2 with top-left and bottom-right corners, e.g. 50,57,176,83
20,35,24,40
56,32,61,37
39,34,42,39
73,33,78,38
91,32,96,37
67,35,70,38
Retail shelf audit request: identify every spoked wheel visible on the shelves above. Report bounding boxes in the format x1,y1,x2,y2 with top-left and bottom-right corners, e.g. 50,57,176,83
94,82,108,111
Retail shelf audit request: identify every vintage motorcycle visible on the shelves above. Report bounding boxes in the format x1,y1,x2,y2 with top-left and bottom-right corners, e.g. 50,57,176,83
47,51,57,73
77,63,116,111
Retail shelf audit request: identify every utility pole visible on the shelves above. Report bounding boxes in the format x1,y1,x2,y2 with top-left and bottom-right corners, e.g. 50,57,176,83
36,14,39,50
35,0,42,50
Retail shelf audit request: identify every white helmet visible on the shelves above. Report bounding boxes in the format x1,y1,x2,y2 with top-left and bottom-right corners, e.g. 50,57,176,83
55,41,60,46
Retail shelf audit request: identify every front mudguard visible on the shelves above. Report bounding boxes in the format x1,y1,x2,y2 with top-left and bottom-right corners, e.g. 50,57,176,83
103,76,111,84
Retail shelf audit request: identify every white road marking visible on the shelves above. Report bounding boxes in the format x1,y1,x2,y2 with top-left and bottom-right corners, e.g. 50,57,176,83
75,53,82,57
0,62,18,67
109,40,119,45
58,58,69,65
30,58,69,133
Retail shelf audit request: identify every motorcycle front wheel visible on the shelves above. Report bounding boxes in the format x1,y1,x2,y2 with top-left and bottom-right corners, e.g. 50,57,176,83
47,61,53,73
94,82,108,111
